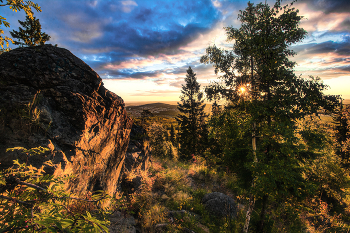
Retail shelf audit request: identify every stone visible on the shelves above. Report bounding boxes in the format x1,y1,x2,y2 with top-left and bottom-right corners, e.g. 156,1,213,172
121,123,151,194
202,192,237,218
0,45,133,197
124,124,151,172
108,211,136,233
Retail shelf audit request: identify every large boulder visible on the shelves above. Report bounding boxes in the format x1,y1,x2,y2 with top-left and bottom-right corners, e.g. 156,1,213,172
0,45,133,196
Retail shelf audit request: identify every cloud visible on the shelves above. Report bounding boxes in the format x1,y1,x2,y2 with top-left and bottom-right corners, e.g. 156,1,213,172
121,1,138,13
130,89,180,96
299,0,350,14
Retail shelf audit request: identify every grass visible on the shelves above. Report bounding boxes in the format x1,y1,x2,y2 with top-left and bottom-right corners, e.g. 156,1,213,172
125,155,243,232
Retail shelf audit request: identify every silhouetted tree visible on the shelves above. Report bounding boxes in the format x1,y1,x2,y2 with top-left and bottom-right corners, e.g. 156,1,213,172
10,15,50,47
176,67,208,160
0,0,41,51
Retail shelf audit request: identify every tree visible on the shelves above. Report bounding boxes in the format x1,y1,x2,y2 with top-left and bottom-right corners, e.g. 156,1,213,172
176,67,208,160
170,124,176,145
333,101,350,168
10,15,50,47
0,0,41,50
201,1,339,232
147,122,167,158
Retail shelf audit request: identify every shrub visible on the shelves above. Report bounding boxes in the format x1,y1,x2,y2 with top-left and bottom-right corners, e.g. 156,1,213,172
0,155,120,232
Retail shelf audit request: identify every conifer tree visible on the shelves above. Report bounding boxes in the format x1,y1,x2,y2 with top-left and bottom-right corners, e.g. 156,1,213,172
10,15,50,47
201,1,339,231
176,67,208,160
0,0,41,50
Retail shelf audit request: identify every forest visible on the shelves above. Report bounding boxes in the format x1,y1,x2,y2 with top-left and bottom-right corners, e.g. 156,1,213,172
1,0,350,232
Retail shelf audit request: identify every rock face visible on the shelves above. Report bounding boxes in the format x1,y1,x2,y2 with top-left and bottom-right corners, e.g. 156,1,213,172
121,124,151,194
0,45,133,196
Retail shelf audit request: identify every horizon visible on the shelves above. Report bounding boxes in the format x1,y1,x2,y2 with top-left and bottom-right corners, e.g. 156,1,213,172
2,0,350,102
123,99,350,107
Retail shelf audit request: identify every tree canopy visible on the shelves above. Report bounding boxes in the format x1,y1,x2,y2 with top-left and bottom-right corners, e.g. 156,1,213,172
0,0,41,50
176,67,208,160
10,15,50,46
201,1,340,232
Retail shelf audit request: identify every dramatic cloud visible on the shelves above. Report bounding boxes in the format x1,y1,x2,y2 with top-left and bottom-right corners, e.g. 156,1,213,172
1,0,350,101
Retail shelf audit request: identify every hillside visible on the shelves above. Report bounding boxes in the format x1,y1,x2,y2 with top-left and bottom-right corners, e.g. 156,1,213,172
126,102,212,118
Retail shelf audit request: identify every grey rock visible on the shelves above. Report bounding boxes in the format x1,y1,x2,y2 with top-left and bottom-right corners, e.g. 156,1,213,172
121,124,151,194
109,211,136,233
202,192,237,218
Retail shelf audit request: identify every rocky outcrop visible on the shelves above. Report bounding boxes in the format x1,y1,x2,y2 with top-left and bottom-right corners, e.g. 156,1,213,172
0,45,133,196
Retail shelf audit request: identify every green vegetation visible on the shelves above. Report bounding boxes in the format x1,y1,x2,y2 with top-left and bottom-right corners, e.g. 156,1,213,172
128,105,350,233
0,157,119,232
1,0,350,232
0,0,41,51
10,15,50,46
176,67,208,160
201,1,341,232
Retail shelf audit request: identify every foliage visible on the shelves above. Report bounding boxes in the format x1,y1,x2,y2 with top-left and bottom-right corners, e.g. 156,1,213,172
147,122,168,158
201,0,341,231
0,0,41,51
170,124,176,145
0,155,120,232
333,103,350,168
176,67,208,160
208,108,253,189
10,15,50,46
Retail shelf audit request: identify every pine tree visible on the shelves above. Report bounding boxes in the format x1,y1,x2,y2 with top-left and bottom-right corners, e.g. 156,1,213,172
10,15,50,47
0,0,41,51
176,67,208,160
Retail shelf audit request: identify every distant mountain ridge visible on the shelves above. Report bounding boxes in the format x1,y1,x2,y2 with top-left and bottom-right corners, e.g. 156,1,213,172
126,102,212,118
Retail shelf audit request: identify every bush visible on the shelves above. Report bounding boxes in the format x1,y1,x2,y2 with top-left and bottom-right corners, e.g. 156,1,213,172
0,154,121,232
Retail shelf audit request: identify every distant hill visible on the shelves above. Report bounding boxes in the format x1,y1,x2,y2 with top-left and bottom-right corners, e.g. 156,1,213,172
126,102,212,118
126,103,179,118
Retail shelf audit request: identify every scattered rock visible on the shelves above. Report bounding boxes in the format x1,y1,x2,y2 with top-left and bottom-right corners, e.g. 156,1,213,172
202,192,237,218
0,45,133,197
109,211,136,233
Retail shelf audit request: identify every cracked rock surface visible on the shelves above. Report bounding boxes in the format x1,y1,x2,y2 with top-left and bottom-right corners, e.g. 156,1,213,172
0,45,133,196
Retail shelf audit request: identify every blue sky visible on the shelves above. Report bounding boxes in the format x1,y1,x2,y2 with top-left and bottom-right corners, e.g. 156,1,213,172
2,0,350,103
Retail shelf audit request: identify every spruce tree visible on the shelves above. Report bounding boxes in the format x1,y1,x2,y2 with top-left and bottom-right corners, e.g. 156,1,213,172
10,15,50,47
176,67,208,160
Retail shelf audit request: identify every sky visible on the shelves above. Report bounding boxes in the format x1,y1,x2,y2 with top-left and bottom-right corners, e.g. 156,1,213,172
2,0,350,104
